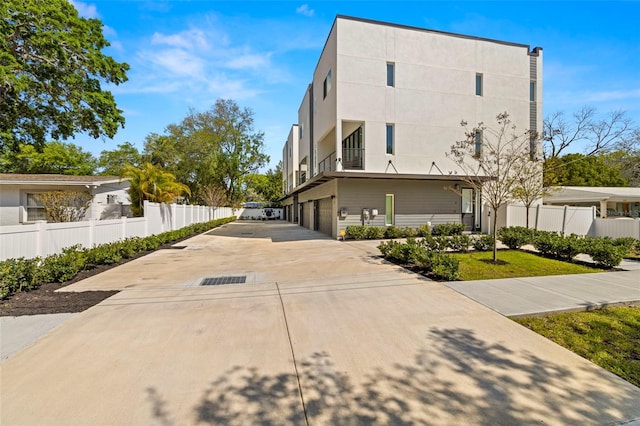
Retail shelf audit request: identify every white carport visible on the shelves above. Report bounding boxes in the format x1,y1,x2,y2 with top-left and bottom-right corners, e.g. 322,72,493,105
544,186,640,218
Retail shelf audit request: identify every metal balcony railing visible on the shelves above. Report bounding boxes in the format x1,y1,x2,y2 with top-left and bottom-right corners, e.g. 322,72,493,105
342,148,364,170
317,152,337,173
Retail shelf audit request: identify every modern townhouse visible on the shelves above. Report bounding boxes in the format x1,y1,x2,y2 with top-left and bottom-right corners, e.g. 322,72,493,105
281,15,543,238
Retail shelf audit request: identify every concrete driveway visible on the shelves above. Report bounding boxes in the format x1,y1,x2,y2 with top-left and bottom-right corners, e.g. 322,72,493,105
2,221,639,425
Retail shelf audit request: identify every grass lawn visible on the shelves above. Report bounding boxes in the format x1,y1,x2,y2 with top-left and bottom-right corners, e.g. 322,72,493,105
451,250,603,281
514,307,640,388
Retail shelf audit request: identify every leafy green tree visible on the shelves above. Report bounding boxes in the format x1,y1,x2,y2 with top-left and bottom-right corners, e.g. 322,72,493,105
245,162,283,204
98,142,141,176
0,141,97,175
144,99,269,206
0,0,129,151
121,162,191,216
543,153,628,187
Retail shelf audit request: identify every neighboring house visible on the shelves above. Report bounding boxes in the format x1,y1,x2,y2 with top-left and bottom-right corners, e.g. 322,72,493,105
544,186,640,218
281,15,543,238
0,174,131,225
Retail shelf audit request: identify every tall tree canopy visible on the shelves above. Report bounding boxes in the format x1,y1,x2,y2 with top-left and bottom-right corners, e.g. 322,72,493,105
144,99,269,206
544,153,629,187
0,0,129,152
0,141,97,175
245,162,283,204
543,107,636,160
98,142,141,176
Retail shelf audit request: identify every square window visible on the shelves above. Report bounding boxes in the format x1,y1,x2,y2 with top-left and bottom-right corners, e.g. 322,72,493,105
26,193,46,221
386,124,394,154
387,63,394,87
476,73,483,96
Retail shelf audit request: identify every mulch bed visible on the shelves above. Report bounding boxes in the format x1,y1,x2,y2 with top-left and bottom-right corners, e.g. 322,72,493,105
1,239,190,318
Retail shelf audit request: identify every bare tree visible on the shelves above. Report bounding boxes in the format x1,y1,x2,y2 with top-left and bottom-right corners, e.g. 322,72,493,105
201,184,228,207
448,112,533,262
543,107,636,160
38,191,93,222
512,158,553,228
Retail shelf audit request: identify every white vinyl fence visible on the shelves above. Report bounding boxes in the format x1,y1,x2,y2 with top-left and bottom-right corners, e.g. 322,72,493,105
0,201,236,261
498,204,640,239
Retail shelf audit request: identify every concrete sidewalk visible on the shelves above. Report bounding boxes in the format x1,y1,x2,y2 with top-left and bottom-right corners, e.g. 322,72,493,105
445,269,640,317
2,221,640,425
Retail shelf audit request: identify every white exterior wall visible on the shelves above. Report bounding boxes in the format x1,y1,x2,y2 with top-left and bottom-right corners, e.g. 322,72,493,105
0,183,131,225
333,17,541,175
313,25,338,173
283,125,299,195
297,88,312,182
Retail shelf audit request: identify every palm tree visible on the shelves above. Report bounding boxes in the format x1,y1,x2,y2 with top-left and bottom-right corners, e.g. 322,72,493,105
121,162,191,216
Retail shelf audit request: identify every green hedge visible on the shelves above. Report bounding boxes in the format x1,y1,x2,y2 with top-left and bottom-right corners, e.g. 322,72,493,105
377,238,460,281
0,216,236,300
497,226,636,268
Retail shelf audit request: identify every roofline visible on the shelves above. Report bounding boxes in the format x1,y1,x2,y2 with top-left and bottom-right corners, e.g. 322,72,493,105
281,171,490,200
0,177,128,186
335,15,540,52
310,14,542,95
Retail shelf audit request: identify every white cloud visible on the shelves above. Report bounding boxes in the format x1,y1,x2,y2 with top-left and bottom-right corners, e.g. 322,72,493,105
148,48,205,78
296,4,314,17
70,0,99,18
151,29,210,51
226,53,271,70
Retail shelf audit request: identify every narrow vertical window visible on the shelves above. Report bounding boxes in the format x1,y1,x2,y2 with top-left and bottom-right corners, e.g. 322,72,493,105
323,69,332,99
386,124,394,154
299,123,304,139
529,136,537,160
474,130,483,157
385,194,394,226
530,81,536,102
475,73,483,96
386,62,395,87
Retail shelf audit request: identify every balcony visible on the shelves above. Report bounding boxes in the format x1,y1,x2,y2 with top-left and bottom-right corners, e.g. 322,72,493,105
318,152,337,173
342,148,364,170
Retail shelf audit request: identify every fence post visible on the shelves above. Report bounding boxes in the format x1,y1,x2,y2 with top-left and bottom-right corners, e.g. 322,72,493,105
89,219,95,248
121,216,127,240
562,205,568,235
36,220,47,257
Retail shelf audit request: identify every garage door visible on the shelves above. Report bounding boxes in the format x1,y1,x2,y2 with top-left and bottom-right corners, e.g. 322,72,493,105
317,197,333,236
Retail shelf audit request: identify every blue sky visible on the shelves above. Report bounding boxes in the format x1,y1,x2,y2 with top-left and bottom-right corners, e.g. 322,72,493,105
70,1,640,169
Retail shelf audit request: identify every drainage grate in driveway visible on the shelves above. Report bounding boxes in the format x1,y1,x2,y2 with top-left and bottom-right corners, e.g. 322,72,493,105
200,276,247,286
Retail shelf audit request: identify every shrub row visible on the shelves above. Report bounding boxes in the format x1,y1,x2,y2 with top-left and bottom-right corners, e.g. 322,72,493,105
377,238,461,281
497,226,637,268
0,217,236,300
345,222,465,240
377,234,495,281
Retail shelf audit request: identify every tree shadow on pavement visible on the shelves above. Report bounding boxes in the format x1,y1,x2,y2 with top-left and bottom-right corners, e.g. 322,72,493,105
147,327,640,425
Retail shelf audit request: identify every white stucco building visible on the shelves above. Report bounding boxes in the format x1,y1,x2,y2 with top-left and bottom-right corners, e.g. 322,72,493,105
0,174,131,225
282,15,543,237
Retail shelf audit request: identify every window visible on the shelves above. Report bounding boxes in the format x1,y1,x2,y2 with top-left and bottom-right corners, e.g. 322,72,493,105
323,69,332,99
385,194,394,226
475,73,483,96
342,126,364,170
299,123,304,139
530,81,536,102
474,130,483,157
386,62,394,87
386,124,394,154
26,193,46,221
529,136,537,160
107,194,118,204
